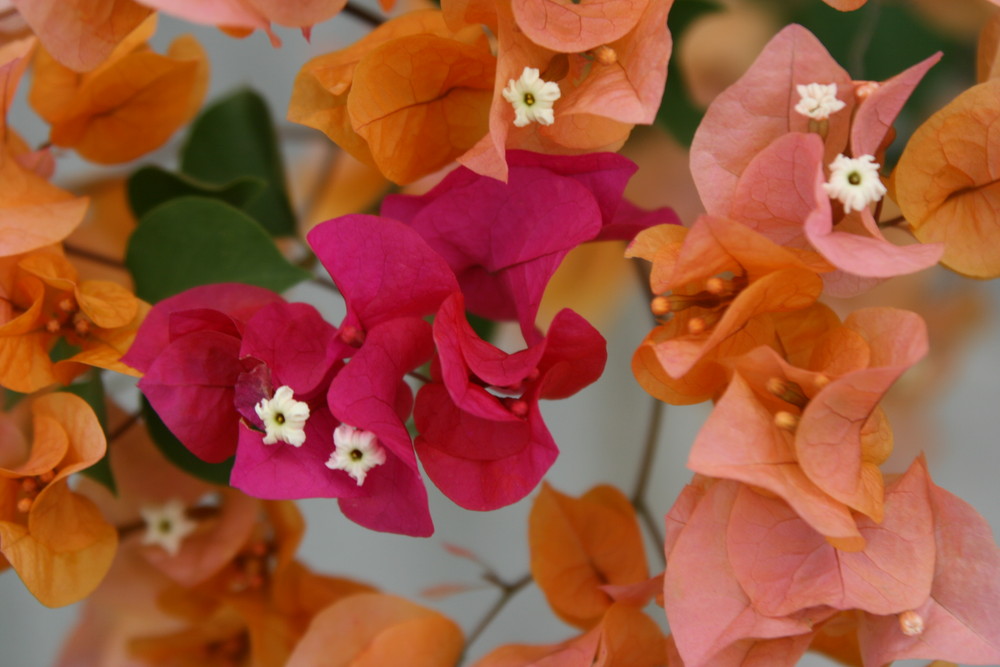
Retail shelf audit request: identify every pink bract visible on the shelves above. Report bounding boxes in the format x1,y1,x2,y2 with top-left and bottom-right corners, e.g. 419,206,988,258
414,292,606,510
382,151,675,343
123,283,285,463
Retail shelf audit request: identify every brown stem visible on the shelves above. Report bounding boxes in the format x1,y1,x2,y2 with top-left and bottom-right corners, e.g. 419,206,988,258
311,276,341,294
63,244,124,269
342,2,383,27
631,258,659,327
630,255,668,562
877,215,905,229
407,371,432,384
107,412,141,443
463,573,533,659
632,397,666,565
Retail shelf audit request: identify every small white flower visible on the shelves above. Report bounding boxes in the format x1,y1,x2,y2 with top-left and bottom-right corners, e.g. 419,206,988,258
822,154,887,213
254,386,309,447
140,499,197,557
794,82,846,120
501,67,561,128
325,424,387,486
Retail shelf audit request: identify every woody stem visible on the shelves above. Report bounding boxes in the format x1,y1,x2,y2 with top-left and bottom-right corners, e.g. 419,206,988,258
463,573,533,660
63,243,124,269
632,397,666,565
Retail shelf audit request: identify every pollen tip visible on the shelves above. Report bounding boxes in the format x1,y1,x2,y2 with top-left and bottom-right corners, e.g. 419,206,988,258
651,296,671,316
773,410,800,432
898,610,924,636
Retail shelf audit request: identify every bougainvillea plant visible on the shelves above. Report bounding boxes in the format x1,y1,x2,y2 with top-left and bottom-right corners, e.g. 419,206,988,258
2,0,1000,665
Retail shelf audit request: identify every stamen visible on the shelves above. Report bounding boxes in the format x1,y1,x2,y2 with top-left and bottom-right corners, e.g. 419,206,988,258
507,399,529,418
45,318,61,334
58,298,75,312
898,610,924,636
73,317,90,337
339,325,366,346
774,411,800,432
592,45,617,66
651,296,671,317
687,317,706,335
16,497,32,513
766,378,808,408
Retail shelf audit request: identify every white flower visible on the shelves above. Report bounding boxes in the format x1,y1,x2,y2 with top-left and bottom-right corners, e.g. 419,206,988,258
794,82,846,120
822,154,886,213
325,424,387,486
254,385,309,447
140,499,197,557
501,67,561,128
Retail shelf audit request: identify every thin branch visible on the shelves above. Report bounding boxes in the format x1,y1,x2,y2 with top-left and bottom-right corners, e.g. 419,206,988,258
632,397,667,565
63,244,124,269
848,0,882,79
310,276,341,294
107,412,141,443
877,215,905,229
629,253,668,561
342,2,384,27
407,370,432,384
630,258,658,327
463,573,533,658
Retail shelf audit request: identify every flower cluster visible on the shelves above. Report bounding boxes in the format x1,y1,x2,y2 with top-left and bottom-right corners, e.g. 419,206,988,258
123,151,675,535
1,3,999,667
627,24,1000,666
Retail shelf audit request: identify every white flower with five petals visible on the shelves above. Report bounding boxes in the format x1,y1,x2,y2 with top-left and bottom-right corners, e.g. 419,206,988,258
794,82,845,120
502,67,561,128
823,153,887,213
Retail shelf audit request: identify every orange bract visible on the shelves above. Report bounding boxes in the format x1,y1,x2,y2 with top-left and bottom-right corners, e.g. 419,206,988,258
286,593,464,667
628,217,830,404
12,0,152,72
894,78,1000,278
288,10,494,185
0,249,146,392
529,483,648,629
0,392,116,607
29,17,209,164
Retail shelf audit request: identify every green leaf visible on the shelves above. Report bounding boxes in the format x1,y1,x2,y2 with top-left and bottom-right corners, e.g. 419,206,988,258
656,0,723,146
142,398,233,486
181,89,297,237
127,166,266,220
63,372,117,495
49,338,82,364
465,311,496,343
126,197,310,303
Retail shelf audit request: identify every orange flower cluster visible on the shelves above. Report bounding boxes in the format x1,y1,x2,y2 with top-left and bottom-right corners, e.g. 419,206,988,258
289,0,675,182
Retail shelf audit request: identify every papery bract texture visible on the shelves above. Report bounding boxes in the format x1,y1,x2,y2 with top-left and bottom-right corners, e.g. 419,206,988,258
0,393,117,607
29,17,209,164
288,9,494,184
894,77,1000,278
287,593,464,667
384,150,675,342
123,282,285,463
529,483,647,629
12,0,152,72
414,293,606,510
